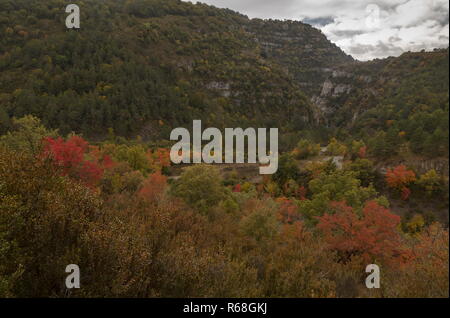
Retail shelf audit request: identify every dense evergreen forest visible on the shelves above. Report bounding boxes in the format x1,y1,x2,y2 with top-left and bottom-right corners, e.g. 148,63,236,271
0,0,329,138
0,0,448,298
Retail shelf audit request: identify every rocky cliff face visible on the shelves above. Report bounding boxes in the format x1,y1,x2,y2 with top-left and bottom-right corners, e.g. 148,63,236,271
307,49,448,128
246,19,354,97
307,59,387,125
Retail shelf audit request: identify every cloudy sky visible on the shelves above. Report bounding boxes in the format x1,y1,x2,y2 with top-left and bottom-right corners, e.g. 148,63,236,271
184,0,449,61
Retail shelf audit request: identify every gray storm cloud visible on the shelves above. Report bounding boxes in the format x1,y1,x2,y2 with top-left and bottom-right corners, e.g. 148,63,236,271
184,0,449,61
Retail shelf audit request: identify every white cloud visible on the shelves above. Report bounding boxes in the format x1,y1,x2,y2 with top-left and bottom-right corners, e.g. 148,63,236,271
321,0,449,60
184,0,449,60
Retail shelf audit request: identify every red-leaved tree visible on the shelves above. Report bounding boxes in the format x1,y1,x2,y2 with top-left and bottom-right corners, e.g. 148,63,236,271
295,186,307,200
277,197,301,224
385,165,416,200
358,146,367,158
317,201,406,264
138,172,167,202
42,136,113,187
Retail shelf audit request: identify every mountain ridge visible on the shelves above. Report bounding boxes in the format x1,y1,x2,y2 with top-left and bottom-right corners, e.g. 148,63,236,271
0,0,351,137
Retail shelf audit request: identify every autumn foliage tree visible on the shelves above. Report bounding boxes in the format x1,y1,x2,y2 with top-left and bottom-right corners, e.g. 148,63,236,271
385,165,416,200
138,172,168,202
147,148,171,172
317,201,406,265
382,223,449,297
276,197,301,224
0,146,102,297
295,186,307,201
233,184,242,193
42,136,113,187
358,146,367,159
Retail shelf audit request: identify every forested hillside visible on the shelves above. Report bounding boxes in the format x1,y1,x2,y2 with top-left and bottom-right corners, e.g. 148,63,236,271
0,0,351,138
0,0,448,298
313,49,449,159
